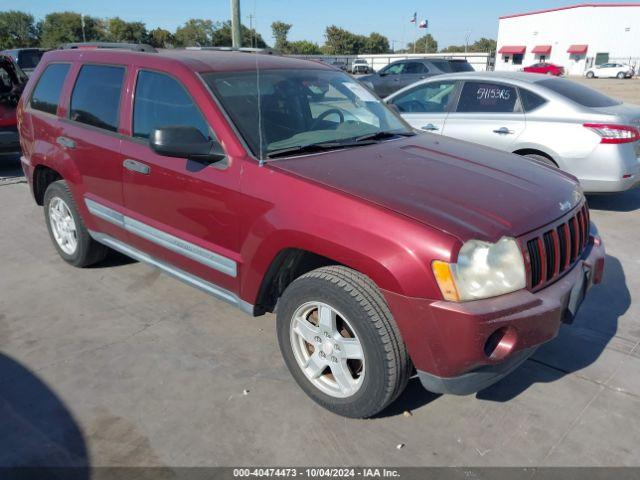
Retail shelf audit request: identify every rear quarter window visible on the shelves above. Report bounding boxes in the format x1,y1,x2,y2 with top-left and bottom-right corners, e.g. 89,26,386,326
519,88,547,112
538,78,620,108
70,64,126,132
30,63,71,115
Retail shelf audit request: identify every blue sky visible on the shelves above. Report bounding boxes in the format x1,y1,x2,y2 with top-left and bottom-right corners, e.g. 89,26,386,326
18,0,634,49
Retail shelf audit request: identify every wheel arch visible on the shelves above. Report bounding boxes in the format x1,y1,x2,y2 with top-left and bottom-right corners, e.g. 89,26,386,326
512,147,559,167
32,164,63,205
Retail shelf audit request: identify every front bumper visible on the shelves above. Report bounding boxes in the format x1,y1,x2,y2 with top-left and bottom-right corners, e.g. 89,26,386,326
382,232,605,395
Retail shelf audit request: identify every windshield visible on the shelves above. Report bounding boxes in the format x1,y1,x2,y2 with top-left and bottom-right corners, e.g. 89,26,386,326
538,78,621,108
202,69,412,159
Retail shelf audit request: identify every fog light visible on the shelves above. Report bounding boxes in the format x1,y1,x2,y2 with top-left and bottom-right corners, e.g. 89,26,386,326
484,327,518,361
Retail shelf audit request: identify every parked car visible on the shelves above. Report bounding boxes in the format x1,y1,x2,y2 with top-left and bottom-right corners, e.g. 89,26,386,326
18,49,605,418
585,63,635,79
386,71,640,193
350,59,370,74
359,58,474,97
1,48,46,77
330,60,348,71
523,62,564,76
0,54,27,153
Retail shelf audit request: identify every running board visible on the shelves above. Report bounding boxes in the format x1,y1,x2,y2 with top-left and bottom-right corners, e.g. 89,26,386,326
88,230,254,315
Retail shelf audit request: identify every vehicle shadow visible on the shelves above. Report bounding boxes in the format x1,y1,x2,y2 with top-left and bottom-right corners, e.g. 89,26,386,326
87,249,137,268
0,353,89,478
375,377,441,418
477,254,630,402
0,153,24,180
587,188,640,212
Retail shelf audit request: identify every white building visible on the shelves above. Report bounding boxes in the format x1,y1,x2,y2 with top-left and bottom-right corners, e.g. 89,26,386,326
496,3,640,75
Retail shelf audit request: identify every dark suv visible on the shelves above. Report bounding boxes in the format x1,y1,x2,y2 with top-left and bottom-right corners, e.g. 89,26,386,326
18,48,604,418
0,54,27,153
1,48,46,77
360,58,474,97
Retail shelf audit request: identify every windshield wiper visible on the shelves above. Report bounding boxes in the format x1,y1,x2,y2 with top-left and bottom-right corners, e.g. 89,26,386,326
354,130,416,143
266,140,377,159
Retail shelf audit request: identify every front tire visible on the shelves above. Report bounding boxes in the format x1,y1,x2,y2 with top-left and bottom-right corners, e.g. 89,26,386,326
586,71,595,78
44,180,108,267
617,72,626,79
276,266,411,418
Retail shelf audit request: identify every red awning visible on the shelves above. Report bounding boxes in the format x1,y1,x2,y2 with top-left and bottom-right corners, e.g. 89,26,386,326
567,44,588,54
532,45,552,55
498,45,526,55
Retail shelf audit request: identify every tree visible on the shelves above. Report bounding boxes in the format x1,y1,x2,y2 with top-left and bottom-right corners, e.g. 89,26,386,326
364,32,389,54
287,40,321,55
148,28,174,48
470,37,496,53
407,34,438,53
323,25,365,55
40,12,105,49
212,21,267,48
270,21,291,52
174,18,217,47
107,17,148,43
0,11,40,49
440,44,465,53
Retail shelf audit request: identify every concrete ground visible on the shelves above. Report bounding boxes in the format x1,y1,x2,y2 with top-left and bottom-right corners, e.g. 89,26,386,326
1,79,640,468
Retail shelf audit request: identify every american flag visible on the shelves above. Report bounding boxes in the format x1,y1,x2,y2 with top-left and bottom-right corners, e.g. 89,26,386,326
410,12,417,23
419,19,428,28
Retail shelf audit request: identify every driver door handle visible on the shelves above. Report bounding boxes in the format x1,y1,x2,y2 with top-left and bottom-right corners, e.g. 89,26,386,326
123,159,151,175
493,127,514,135
422,123,439,131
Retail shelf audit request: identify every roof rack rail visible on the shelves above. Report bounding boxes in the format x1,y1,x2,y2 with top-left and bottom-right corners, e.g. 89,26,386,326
185,46,276,55
59,42,157,53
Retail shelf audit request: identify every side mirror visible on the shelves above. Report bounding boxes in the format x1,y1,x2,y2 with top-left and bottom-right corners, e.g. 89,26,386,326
149,126,225,163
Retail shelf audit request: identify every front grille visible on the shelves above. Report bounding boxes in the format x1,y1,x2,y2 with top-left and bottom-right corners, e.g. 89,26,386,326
525,204,590,289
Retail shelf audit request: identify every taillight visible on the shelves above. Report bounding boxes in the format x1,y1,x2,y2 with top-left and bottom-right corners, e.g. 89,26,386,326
583,123,640,144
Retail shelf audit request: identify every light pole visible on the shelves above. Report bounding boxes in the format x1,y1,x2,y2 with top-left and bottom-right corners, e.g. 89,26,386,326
465,29,472,55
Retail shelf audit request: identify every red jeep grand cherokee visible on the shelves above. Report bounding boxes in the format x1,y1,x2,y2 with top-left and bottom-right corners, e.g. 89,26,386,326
17,48,605,418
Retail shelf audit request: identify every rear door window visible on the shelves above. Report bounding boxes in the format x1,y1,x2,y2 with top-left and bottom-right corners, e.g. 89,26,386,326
30,63,70,115
456,81,518,113
70,65,125,132
133,70,210,140
404,62,428,74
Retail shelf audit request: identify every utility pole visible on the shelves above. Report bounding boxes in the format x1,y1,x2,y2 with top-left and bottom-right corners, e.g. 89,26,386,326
231,0,242,48
81,14,86,42
247,13,255,48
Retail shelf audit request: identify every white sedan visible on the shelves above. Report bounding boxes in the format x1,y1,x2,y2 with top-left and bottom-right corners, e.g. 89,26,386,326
384,71,640,193
585,63,635,79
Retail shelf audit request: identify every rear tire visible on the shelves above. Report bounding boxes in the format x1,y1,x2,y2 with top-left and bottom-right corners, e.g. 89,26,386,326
276,266,411,418
44,180,108,267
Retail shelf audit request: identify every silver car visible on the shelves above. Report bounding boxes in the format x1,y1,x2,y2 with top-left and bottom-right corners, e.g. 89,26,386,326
385,72,640,193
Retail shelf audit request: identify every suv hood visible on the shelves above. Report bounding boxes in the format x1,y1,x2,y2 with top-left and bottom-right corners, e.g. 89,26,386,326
271,134,582,242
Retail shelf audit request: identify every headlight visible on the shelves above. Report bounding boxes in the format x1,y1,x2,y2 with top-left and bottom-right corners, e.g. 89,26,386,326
432,237,526,302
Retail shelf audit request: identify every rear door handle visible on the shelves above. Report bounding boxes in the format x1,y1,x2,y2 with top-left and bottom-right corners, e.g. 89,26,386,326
421,123,439,131
123,159,151,175
56,136,76,149
493,127,514,135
